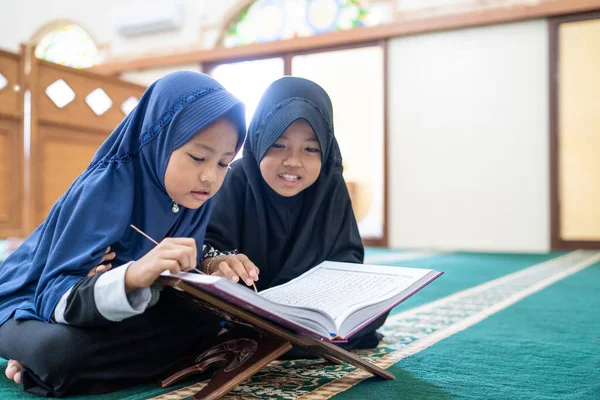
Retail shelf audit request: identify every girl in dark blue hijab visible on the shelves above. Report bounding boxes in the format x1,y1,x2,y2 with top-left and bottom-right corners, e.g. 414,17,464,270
0,71,246,396
203,77,385,353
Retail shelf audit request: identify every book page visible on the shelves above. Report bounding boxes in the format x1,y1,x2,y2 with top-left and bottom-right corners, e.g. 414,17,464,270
259,262,431,323
160,270,221,284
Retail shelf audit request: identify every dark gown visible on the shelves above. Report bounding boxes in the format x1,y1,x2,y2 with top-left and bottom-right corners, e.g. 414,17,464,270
205,77,387,355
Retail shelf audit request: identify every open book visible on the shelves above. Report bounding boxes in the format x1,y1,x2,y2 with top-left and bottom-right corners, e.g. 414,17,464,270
164,261,442,341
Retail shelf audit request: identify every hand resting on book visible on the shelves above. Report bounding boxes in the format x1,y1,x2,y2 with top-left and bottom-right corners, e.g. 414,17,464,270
202,253,260,288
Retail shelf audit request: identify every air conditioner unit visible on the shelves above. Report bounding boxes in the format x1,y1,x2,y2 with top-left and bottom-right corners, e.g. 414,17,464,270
114,3,183,37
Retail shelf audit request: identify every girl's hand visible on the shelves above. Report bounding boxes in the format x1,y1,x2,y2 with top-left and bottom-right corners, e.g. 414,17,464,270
206,254,259,287
125,238,197,292
87,246,116,276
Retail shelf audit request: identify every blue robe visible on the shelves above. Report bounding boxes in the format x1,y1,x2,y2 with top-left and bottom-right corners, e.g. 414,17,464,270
0,71,245,325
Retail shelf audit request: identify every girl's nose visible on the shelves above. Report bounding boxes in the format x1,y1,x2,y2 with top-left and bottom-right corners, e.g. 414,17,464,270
283,150,302,167
200,167,217,183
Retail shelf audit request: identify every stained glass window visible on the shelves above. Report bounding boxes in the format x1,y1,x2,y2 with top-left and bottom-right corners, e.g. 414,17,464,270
223,0,379,48
35,24,100,69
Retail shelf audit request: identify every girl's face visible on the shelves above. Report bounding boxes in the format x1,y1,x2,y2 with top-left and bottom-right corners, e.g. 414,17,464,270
259,119,322,197
164,117,238,209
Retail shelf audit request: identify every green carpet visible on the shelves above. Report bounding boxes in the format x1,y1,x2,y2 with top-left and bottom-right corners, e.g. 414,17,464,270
0,249,584,399
335,257,600,400
381,251,565,311
0,365,187,400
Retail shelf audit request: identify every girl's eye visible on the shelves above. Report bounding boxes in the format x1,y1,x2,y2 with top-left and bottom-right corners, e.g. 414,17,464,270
189,154,204,162
218,162,229,169
272,143,284,149
306,147,320,153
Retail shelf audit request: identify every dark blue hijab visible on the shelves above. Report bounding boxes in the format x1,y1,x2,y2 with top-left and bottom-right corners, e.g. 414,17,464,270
0,71,245,325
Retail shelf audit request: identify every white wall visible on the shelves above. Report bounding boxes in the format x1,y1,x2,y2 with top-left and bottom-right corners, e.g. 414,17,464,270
388,19,550,252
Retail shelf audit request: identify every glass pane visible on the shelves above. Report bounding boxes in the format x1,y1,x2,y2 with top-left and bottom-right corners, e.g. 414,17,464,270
45,79,76,108
0,73,7,91
223,0,377,48
210,58,285,158
292,46,384,239
558,19,600,241
35,24,100,68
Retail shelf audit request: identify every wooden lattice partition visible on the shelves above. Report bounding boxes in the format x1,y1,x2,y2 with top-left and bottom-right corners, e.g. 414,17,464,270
0,46,146,237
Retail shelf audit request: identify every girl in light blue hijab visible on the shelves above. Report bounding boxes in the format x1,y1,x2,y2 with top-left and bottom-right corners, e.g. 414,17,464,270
0,71,246,396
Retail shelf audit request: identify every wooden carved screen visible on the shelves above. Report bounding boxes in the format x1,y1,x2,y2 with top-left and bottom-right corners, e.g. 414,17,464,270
27,53,147,229
0,47,146,237
0,50,25,237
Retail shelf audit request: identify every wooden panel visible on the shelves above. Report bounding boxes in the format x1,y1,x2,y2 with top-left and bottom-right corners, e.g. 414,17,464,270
0,119,24,237
550,11,600,249
558,18,600,241
36,60,146,133
37,125,106,225
24,47,147,231
0,50,21,119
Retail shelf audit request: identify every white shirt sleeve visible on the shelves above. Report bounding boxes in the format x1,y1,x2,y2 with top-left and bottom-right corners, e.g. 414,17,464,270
53,262,161,324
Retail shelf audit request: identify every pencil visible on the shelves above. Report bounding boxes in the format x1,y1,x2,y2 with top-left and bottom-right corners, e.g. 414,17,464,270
129,224,259,293
130,224,205,275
